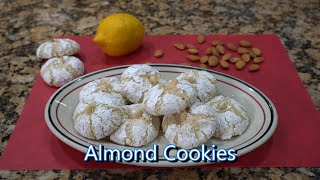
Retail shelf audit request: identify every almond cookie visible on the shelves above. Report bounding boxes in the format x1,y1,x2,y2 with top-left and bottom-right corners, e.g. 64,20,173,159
206,95,250,140
177,70,217,103
79,77,126,106
162,104,217,149
110,104,160,147
143,79,197,116
121,64,161,103
73,102,123,140
36,38,80,59
41,56,84,87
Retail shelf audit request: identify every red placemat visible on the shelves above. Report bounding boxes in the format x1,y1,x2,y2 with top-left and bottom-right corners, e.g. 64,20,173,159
0,35,319,170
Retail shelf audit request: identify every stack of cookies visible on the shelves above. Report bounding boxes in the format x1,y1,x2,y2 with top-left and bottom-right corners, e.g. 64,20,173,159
37,38,84,87
73,64,250,149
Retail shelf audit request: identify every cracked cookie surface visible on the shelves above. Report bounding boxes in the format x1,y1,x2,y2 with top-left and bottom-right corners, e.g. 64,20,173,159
73,102,123,140
162,104,217,149
110,104,160,147
40,56,84,87
177,70,217,103
79,77,126,106
143,79,196,116
206,95,250,140
36,38,80,59
121,64,160,103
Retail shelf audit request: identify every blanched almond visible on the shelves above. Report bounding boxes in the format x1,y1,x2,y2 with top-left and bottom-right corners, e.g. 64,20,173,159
241,54,251,62
187,48,199,54
216,45,225,54
174,43,185,50
167,79,178,88
239,40,252,47
220,60,229,69
187,55,200,61
149,75,158,85
235,60,246,70
186,44,196,49
226,43,237,51
221,53,232,61
208,56,219,67
200,56,209,64
237,47,249,54
197,35,206,44
253,57,264,63
252,48,262,56
229,57,241,63
199,63,208,69
249,64,260,72
211,40,224,46
205,47,212,55
154,49,164,58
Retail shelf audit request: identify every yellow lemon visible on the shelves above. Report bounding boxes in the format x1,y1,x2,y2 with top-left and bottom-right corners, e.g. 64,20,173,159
93,13,145,57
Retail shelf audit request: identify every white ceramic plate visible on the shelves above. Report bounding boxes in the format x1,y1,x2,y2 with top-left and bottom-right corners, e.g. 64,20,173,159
45,64,278,167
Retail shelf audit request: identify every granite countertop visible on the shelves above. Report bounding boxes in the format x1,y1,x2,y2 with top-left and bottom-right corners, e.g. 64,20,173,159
0,0,319,179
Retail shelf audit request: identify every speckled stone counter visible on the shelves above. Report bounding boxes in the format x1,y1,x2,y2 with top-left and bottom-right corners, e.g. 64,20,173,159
0,0,319,179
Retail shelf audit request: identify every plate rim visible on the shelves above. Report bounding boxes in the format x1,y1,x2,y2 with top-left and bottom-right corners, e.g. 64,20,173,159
44,64,278,167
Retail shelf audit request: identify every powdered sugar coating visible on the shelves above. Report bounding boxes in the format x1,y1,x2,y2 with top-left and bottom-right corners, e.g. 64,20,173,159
73,102,123,140
110,104,160,147
206,95,250,140
177,70,217,103
79,77,126,106
41,56,84,87
143,80,197,116
121,64,160,103
36,38,80,59
162,104,216,149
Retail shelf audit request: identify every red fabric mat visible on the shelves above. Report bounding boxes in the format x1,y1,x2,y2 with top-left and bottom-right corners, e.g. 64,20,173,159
0,35,319,170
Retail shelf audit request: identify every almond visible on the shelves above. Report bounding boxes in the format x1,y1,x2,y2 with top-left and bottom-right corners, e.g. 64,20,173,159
149,75,158,85
200,56,209,64
235,60,246,70
208,56,219,67
220,60,229,69
239,40,252,47
226,43,237,51
197,35,206,44
221,53,232,61
187,48,199,55
205,47,212,55
249,64,260,72
253,57,264,63
216,45,225,54
154,49,164,58
241,54,251,62
237,47,249,54
211,47,220,56
248,51,257,58
186,44,196,49
167,79,178,88
199,63,208,69
174,43,185,50
187,55,200,61
252,48,262,56
211,40,224,46
229,57,241,63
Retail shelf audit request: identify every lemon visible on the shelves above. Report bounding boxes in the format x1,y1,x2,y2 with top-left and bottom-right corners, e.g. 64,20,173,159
93,13,145,57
